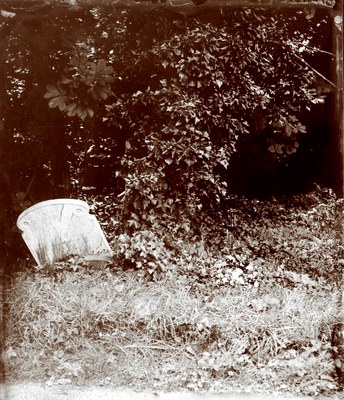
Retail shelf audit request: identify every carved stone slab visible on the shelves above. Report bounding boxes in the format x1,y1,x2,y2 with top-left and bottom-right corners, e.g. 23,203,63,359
17,199,113,266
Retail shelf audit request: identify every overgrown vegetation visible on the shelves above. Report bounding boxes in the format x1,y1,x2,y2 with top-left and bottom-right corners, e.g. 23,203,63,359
0,3,336,215
1,1,342,396
88,186,343,282
4,187,343,396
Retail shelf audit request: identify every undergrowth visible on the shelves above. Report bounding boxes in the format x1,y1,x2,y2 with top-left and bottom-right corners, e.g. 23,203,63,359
3,186,344,396
88,186,343,284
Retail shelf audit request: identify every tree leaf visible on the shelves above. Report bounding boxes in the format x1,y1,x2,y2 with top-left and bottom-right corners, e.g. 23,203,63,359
215,79,223,88
44,85,63,99
65,102,78,116
86,107,94,118
76,106,87,120
48,96,66,110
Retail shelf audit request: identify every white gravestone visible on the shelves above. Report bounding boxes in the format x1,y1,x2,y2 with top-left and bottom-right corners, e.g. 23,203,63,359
17,199,113,266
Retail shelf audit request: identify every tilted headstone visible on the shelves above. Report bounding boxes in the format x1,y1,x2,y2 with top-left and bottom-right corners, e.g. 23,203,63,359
17,199,113,266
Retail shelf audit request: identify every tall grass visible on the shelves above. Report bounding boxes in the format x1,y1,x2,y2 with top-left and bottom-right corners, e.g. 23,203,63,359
4,189,343,396
3,266,340,396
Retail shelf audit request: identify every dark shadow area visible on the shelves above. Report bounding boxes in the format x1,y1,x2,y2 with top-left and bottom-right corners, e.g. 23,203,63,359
227,101,334,199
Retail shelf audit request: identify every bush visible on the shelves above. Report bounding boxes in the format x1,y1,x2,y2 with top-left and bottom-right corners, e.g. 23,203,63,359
115,230,175,277
84,186,343,284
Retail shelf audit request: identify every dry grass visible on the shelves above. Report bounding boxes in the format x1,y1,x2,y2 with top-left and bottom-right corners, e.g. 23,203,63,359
3,264,341,396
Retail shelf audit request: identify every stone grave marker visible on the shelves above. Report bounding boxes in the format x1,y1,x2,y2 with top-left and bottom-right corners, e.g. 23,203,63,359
17,199,113,267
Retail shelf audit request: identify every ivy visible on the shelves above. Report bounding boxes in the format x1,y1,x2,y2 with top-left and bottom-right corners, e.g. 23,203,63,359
102,8,332,232
0,4,335,237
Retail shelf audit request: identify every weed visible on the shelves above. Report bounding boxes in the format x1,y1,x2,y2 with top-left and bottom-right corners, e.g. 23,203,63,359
3,188,343,395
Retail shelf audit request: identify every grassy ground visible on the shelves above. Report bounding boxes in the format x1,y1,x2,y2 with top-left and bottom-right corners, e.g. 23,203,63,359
3,188,343,397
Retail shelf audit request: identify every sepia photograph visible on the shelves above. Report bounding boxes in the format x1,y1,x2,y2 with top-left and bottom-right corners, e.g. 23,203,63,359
0,0,343,399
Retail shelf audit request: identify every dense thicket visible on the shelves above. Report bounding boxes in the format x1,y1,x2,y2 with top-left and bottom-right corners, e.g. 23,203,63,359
0,1,336,261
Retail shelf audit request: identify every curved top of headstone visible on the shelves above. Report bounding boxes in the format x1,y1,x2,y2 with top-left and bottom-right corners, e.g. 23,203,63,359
17,199,89,229
16,198,112,266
